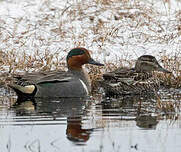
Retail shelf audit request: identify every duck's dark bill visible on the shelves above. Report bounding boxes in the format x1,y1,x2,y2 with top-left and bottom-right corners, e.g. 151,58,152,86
158,66,171,73
88,58,104,66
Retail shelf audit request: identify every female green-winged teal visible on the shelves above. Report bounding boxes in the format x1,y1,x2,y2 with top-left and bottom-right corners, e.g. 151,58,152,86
102,55,171,97
9,47,104,98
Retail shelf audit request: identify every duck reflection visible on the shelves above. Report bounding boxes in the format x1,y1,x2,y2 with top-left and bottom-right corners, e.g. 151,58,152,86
101,95,159,129
135,115,159,129
13,97,93,143
13,97,88,116
101,95,156,115
14,100,35,113
66,117,92,143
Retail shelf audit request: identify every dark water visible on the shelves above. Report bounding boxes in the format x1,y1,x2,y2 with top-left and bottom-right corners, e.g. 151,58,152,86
0,88,181,152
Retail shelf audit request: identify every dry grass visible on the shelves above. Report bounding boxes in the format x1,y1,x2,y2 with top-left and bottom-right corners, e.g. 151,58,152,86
155,55,181,88
0,0,180,91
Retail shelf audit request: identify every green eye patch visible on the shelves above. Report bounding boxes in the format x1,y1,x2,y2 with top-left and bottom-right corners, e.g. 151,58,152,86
66,48,85,61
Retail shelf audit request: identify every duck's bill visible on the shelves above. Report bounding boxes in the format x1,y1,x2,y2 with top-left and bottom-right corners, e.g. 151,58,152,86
158,66,171,73
88,58,104,66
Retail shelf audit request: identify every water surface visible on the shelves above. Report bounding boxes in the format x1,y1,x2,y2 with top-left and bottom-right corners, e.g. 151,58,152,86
0,88,181,152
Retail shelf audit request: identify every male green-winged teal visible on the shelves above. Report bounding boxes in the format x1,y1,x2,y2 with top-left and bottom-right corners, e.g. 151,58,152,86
102,55,171,97
9,47,104,98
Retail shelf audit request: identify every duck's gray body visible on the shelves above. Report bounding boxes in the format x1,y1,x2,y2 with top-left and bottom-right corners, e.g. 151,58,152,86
36,78,88,98
10,70,89,98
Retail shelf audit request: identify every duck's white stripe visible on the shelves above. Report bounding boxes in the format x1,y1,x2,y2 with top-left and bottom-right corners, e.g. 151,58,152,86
79,79,89,95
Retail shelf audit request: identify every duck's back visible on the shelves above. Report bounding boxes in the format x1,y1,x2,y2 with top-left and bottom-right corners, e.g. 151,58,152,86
14,70,68,85
103,67,152,82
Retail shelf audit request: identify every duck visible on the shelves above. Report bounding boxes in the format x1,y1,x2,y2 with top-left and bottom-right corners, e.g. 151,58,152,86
101,55,171,97
9,47,104,98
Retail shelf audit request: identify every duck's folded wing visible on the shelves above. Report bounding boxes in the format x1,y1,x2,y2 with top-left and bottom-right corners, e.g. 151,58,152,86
103,68,135,81
37,76,74,84
13,70,74,85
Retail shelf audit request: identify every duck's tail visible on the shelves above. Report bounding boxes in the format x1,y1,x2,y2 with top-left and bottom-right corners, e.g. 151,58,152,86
9,84,36,98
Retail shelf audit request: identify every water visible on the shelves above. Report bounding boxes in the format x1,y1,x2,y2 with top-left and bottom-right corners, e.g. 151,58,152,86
0,88,181,152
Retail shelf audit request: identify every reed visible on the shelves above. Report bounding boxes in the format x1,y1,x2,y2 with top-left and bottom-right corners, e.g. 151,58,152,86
0,0,180,91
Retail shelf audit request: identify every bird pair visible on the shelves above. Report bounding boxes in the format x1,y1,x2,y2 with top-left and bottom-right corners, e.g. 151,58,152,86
9,47,170,98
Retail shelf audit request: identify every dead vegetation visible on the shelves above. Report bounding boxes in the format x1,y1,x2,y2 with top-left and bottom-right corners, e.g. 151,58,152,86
0,0,180,87
0,0,180,100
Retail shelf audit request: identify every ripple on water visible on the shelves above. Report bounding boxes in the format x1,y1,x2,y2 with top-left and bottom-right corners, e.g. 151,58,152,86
0,88,180,152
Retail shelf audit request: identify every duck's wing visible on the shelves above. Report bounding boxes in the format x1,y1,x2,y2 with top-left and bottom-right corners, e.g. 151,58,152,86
36,71,74,84
13,70,74,86
103,67,152,82
103,67,135,81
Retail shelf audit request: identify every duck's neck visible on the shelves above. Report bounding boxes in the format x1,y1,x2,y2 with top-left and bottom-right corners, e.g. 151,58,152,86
135,64,152,73
135,62,143,73
68,68,91,93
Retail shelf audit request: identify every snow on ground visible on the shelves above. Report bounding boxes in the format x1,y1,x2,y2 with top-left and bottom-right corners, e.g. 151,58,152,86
0,0,181,71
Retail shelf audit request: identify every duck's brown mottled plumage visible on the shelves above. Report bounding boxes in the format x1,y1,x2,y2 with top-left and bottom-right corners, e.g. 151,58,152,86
102,55,171,97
